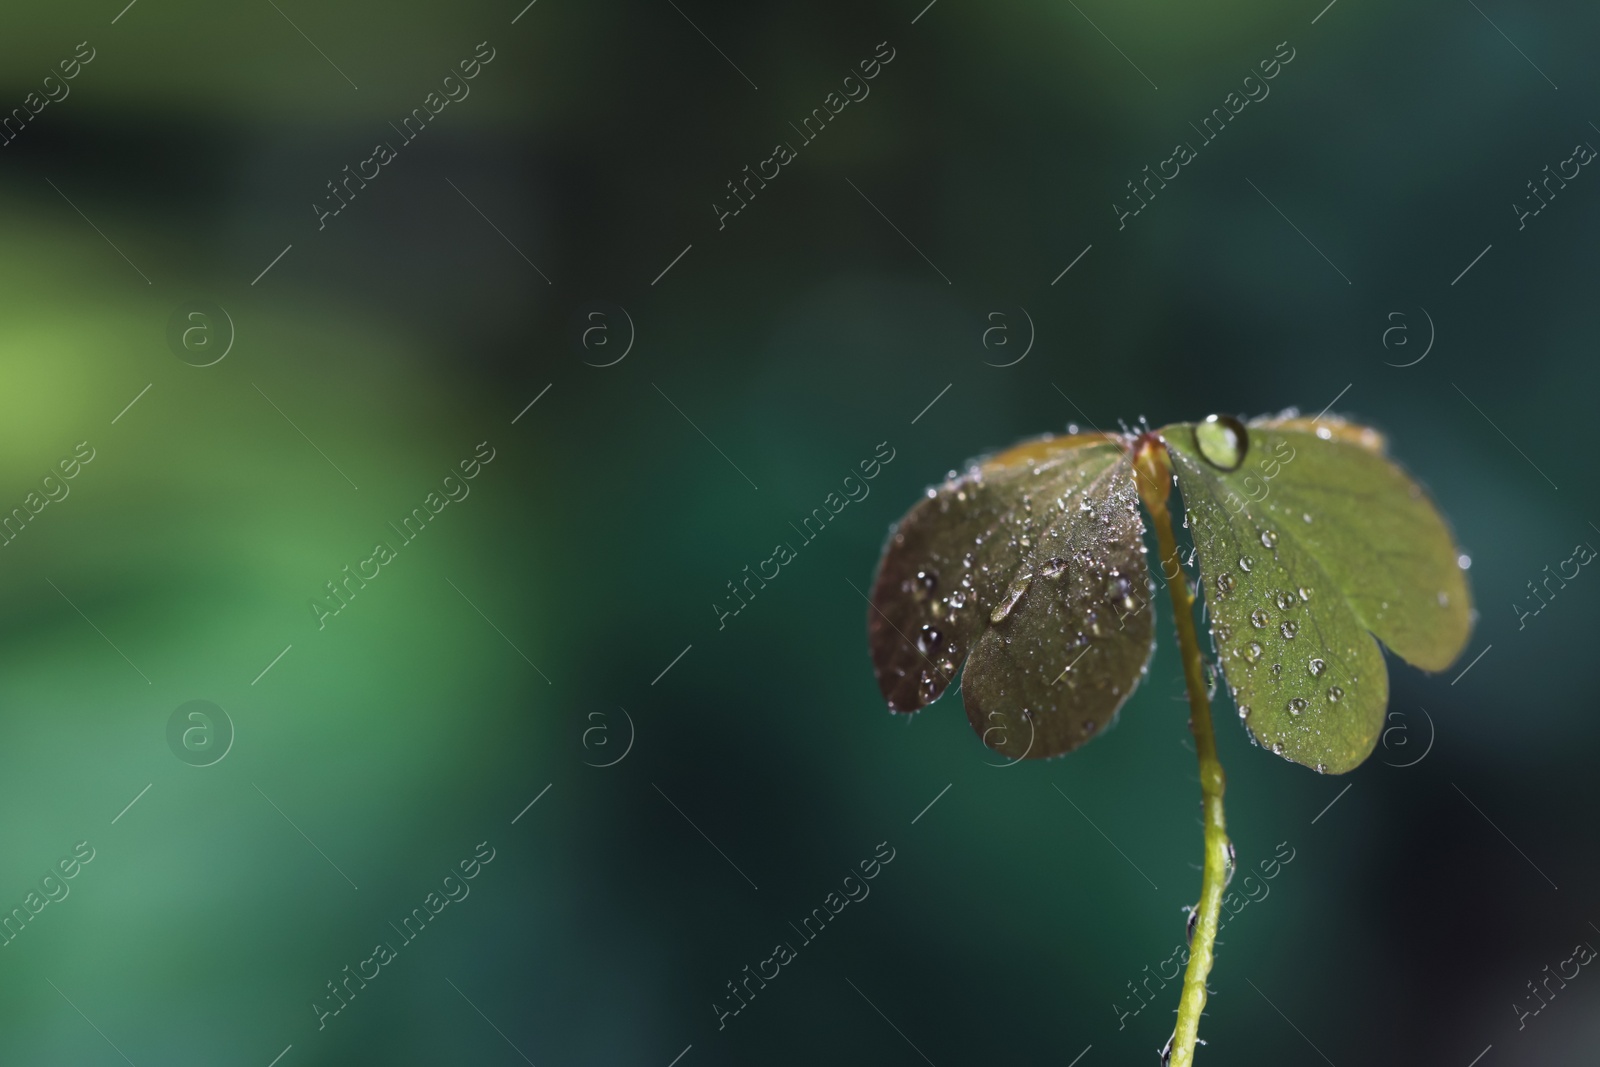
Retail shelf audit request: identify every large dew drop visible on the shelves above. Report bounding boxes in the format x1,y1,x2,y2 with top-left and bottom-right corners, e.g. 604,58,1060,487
1194,415,1248,471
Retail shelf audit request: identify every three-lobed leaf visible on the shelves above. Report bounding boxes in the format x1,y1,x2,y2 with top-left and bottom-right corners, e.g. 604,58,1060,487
866,413,1473,771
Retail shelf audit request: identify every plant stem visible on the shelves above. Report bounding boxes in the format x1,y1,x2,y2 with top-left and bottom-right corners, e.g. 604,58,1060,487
1133,438,1229,1067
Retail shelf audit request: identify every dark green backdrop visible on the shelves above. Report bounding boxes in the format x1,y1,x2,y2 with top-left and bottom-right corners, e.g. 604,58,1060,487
0,0,1595,1063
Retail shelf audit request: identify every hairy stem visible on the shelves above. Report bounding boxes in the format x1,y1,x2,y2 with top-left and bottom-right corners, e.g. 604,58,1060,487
1133,438,1228,1067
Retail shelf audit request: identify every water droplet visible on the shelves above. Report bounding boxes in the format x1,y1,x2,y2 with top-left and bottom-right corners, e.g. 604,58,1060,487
917,625,943,654
990,573,1032,623
1457,554,1472,570
1260,530,1278,548
1239,556,1254,573
1297,586,1312,601
1437,591,1449,607
1238,703,1251,721
938,658,955,674
1223,840,1237,887
1327,685,1344,703
1270,663,1282,679
947,590,967,609
1313,762,1327,774
1242,641,1264,663
1315,425,1332,440
1215,573,1236,598
1302,512,1313,524
1275,590,1297,611
1250,609,1270,628
1287,697,1308,715
1039,556,1068,579
1195,415,1249,471
1280,620,1299,639
1270,742,1285,756
1213,624,1233,644
1308,658,1326,676
915,569,938,595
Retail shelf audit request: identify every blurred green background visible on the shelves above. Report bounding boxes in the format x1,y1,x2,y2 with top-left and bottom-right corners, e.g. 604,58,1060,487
0,0,1596,1064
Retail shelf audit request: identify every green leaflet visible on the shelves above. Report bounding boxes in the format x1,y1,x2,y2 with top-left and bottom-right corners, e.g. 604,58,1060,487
1162,414,1473,773
867,434,1155,760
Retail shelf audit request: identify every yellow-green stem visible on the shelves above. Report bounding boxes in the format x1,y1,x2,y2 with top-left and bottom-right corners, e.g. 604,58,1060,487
1134,438,1228,1067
